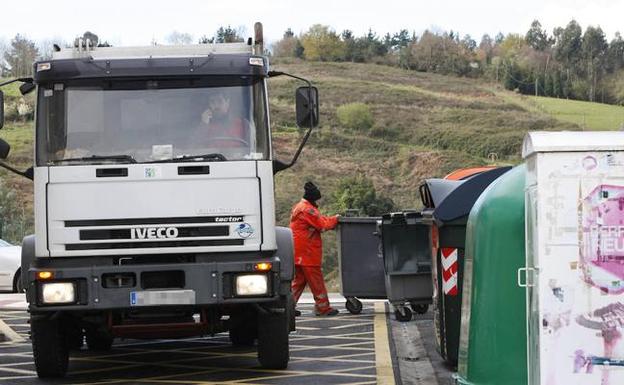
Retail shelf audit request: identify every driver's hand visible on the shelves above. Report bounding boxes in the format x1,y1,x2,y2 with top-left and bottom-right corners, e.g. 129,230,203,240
201,109,213,125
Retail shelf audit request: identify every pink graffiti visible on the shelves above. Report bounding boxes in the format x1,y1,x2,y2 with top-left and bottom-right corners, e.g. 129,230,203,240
581,185,624,294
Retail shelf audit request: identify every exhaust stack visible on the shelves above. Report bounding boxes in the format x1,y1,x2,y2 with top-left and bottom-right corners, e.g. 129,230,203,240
254,22,264,55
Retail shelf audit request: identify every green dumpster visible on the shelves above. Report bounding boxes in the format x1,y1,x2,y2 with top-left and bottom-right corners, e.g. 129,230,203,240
421,167,510,365
454,165,527,385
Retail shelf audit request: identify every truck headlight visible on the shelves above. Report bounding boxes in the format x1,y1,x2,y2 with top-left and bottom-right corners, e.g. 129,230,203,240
42,282,75,304
235,274,268,296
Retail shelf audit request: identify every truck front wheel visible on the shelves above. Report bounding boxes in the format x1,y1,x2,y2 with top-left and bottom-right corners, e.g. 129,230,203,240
257,309,289,369
31,316,69,378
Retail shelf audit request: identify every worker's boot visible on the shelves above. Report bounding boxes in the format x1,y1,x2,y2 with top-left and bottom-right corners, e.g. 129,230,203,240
315,308,339,317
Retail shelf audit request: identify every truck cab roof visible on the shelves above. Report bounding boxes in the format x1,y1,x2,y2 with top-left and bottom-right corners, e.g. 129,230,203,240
34,42,268,82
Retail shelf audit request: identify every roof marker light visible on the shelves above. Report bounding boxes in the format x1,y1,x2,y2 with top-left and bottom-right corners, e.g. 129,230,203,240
249,57,264,67
37,62,51,72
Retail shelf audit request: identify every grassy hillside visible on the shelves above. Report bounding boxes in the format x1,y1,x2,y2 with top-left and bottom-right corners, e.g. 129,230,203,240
0,61,601,283
527,96,624,130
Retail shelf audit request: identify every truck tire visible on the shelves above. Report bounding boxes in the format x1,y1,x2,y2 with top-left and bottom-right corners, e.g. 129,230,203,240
257,309,289,369
31,316,69,378
287,292,296,332
85,329,114,351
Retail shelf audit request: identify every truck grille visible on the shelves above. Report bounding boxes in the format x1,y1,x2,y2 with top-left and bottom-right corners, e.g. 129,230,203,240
65,215,244,227
63,215,246,251
66,239,244,251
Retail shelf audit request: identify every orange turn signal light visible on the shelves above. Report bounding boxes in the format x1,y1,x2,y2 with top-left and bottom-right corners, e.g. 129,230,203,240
36,271,54,280
254,262,272,271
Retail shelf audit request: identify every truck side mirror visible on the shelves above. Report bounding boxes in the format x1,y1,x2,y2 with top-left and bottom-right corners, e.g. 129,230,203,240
19,82,36,95
0,138,10,159
295,86,319,128
0,91,4,129
23,166,33,180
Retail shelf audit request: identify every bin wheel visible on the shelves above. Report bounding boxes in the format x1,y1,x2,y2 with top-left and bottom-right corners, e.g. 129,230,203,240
394,307,412,322
410,303,429,315
345,298,363,314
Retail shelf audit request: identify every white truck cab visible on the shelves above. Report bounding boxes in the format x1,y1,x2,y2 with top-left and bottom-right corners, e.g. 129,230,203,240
0,23,319,378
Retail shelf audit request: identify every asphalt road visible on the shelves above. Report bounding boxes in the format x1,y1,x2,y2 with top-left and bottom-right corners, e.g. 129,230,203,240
0,294,456,385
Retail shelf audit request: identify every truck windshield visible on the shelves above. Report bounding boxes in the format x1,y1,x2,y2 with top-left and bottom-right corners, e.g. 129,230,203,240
36,77,269,165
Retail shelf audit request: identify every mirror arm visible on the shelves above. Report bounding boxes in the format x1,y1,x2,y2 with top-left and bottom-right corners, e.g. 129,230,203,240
0,77,33,88
0,161,33,180
268,70,315,173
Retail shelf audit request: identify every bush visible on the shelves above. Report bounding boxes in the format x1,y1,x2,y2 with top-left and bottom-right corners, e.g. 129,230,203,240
332,176,394,216
0,183,31,244
336,103,374,130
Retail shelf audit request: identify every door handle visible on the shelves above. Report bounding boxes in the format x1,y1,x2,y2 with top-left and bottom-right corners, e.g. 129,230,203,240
517,267,538,287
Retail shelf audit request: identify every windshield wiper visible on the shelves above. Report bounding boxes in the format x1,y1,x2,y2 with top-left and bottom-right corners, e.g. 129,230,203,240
50,154,138,164
151,153,228,163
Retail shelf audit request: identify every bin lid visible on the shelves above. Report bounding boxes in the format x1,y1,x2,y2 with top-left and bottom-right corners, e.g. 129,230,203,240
433,166,512,223
522,131,624,158
424,179,463,207
338,216,381,224
444,166,498,180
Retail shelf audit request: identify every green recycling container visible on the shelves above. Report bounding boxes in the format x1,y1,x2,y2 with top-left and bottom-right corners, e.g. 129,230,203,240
421,167,510,365
454,165,527,385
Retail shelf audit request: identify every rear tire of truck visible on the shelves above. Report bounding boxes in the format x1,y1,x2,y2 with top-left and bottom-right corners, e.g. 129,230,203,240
257,310,289,369
31,317,69,378
85,329,114,351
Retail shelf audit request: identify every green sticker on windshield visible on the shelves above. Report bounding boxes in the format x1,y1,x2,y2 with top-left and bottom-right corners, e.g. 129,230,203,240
144,166,161,178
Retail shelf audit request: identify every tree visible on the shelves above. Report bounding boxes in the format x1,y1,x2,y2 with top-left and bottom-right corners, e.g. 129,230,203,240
477,34,494,65
606,32,624,72
554,20,582,71
332,176,394,216
273,28,302,57
581,26,608,101
525,20,552,51
216,26,245,43
198,35,214,44
166,31,193,45
461,34,477,52
300,24,344,61
3,34,39,77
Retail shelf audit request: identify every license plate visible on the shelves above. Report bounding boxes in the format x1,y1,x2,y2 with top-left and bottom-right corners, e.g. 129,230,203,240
130,290,196,306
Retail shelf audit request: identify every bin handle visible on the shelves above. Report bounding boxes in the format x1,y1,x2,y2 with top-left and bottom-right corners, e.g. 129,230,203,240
517,267,537,287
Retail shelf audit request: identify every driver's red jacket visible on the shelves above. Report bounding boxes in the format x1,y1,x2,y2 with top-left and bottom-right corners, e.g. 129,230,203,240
198,117,249,147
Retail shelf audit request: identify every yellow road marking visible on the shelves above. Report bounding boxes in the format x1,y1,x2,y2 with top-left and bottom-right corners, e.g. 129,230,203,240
374,302,395,385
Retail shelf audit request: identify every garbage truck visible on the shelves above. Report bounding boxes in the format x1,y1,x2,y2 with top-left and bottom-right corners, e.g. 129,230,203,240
0,23,319,378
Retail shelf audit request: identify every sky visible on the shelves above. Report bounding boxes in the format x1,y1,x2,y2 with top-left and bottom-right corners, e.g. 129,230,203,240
1,0,623,47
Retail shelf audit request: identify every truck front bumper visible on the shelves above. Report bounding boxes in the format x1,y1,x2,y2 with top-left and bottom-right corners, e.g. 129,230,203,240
27,257,287,311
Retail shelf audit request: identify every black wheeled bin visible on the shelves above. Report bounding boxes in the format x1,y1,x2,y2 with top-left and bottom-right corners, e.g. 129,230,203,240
337,216,385,314
420,167,511,365
380,211,433,322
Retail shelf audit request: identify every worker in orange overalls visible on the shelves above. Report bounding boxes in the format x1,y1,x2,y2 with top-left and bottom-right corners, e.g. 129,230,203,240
290,182,339,316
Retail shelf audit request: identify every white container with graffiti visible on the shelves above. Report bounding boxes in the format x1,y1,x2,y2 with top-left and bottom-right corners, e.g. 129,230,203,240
523,131,624,385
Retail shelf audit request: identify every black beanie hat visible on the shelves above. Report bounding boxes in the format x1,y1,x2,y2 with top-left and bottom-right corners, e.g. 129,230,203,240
303,181,322,202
